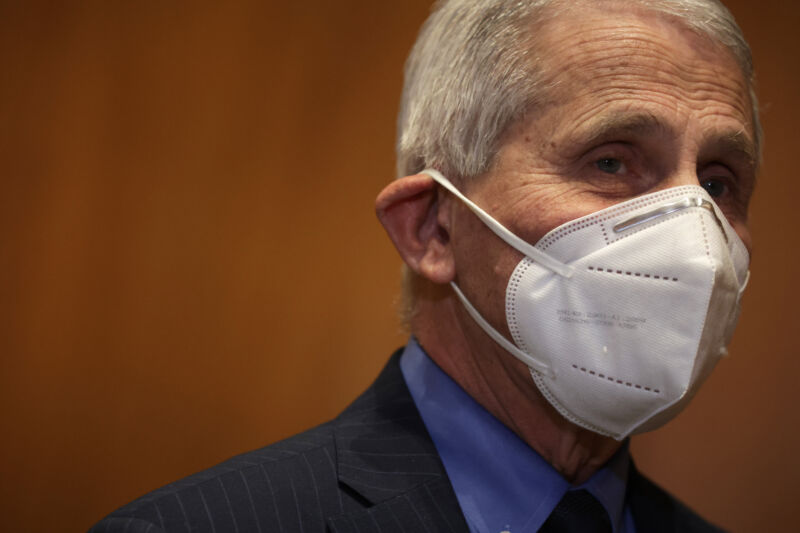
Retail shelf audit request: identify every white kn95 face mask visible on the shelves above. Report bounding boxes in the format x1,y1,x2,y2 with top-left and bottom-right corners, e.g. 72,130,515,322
423,168,750,440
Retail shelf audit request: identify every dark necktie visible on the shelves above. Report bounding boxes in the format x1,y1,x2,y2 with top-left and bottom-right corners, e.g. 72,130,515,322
538,489,613,533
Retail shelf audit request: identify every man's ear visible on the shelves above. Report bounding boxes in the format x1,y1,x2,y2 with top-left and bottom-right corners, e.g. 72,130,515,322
376,173,455,284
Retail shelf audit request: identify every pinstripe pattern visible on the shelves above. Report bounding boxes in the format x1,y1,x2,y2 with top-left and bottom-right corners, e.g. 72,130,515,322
89,351,722,533
90,351,467,533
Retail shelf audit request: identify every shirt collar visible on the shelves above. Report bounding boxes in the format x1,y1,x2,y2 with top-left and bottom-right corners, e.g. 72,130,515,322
399,337,631,533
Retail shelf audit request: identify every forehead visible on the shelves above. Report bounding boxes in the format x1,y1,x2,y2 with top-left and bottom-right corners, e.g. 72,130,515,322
527,3,755,143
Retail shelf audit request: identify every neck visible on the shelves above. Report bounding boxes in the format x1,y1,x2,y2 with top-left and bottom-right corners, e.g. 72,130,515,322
411,281,621,485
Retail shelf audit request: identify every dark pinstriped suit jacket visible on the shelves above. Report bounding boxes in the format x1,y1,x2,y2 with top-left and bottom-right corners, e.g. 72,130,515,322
90,351,724,533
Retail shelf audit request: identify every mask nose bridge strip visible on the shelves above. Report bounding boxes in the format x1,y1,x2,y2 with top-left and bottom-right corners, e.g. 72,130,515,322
613,197,728,242
423,169,575,278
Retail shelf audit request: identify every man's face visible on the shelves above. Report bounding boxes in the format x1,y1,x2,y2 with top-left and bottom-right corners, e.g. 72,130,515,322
448,5,756,345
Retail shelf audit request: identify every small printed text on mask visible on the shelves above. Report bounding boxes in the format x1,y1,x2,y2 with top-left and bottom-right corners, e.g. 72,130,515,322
557,309,647,330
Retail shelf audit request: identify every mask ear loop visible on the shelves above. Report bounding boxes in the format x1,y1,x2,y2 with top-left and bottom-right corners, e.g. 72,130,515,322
739,270,750,296
421,169,565,379
423,169,574,278
450,283,554,378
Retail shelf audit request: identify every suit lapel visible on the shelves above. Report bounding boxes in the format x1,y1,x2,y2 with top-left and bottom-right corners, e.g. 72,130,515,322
329,351,469,533
627,461,675,533
327,351,720,533
626,461,726,533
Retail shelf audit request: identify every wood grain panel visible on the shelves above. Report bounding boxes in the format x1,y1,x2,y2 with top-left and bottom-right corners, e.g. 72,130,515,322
0,1,796,531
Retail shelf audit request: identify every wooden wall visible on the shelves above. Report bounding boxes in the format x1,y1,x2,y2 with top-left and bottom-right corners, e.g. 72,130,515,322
0,1,797,531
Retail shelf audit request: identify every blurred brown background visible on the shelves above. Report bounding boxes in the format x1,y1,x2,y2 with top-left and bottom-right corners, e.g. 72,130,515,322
0,1,797,531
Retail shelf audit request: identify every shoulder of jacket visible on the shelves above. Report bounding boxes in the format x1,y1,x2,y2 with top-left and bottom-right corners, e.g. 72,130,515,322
90,420,338,532
628,466,727,533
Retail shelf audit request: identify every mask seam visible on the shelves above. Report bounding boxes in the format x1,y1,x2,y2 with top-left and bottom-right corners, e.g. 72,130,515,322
617,213,720,435
508,209,724,439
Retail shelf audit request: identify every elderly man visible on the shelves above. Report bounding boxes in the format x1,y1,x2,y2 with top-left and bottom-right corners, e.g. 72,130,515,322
92,0,757,531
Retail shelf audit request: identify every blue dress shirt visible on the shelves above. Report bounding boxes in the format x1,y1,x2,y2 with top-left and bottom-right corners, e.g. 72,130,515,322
399,338,636,533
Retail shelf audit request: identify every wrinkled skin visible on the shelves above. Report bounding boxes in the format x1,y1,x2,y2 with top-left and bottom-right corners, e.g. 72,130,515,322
377,2,756,484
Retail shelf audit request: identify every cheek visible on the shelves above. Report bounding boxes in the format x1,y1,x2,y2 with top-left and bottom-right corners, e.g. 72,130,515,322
450,203,502,272
449,204,525,329
505,188,621,245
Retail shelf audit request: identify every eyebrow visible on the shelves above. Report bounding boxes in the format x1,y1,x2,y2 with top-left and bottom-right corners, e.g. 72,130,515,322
705,129,758,169
565,111,758,167
569,112,671,147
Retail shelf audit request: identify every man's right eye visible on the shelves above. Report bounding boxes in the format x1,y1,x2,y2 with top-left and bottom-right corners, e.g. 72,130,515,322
595,158,625,174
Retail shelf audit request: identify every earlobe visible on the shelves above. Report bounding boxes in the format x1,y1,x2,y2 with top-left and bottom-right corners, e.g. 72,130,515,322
375,174,455,284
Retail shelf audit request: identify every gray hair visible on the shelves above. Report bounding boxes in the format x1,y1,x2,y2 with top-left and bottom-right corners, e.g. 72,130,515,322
396,0,761,180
